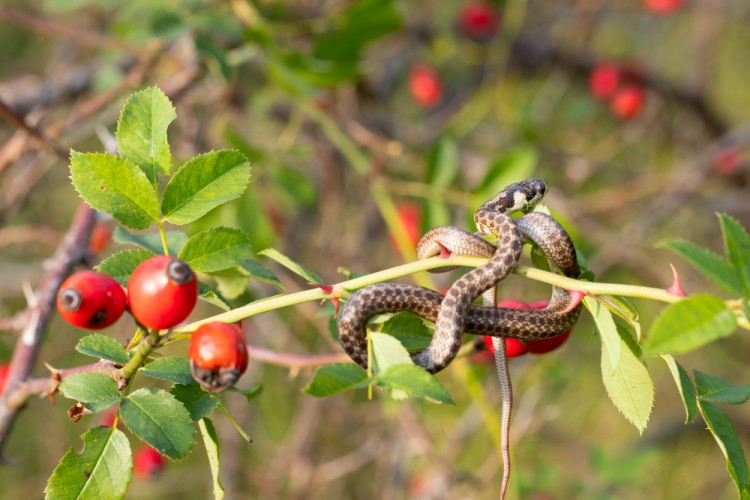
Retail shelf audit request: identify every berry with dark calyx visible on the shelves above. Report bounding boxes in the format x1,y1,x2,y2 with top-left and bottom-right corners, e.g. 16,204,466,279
133,445,166,479
57,271,127,329
458,2,499,43
526,300,572,354
610,85,645,119
589,63,621,101
127,256,198,330
409,64,443,108
189,322,249,392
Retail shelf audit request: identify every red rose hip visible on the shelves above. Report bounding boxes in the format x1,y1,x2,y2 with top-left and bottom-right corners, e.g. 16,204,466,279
458,2,499,42
610,85,645,119
409,64,443,108
189,322,249,392
127,256,197,330
57,271,127,329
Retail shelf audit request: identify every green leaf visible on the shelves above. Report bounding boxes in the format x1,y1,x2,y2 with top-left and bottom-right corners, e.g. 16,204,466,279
120,387,195,460
208,267,251,300
161,150,251,225
140,357,194,385
228,384,264,402
303,364,369,398
69,152,161,230
178,227,251,272
198,284,232,311
643,294,737,356
600,334,654,434
695,370,750,405
116,86,176,182
719,214,750,296
198,418,224,500
241,259,284,291
426,135,458,187
171,384,218,422
76,334,130,365
113,227,188,256
372,364,454,404
657,239,742,296
380,312,431,350
698,401,750,497
661,354,698,423
96,249,154,285
59,373,122,413
45,427,132,500
585,296,621,370
258,248,323,284
370,332,412,374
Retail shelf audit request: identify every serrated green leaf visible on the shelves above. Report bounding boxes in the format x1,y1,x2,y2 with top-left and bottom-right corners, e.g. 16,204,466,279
719,214,750,296
380,312,431,350
198,284,232,311
199,418,224,500
120,387,195,460
372,364,454,404
657,239,742,296
661,354,698,423
45,426,131,500
96,249,154,285
258,248,322,284
241,259,284,290
113,227,188,256
695,370,750,405
585,296,621,370
228,384,263,402
178,227,251,272
644,294,737,356
171,384,218,421
59,373,122,413
698,401,750,497
140,357,194,385
116,86,176,182
70,151,161,230
370,332,412,374
76,334,130,365
161,150,251,225
303,364,369,397
600,334,654,434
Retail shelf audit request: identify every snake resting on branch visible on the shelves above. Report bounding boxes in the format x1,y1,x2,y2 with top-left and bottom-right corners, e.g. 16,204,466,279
337,178,582,499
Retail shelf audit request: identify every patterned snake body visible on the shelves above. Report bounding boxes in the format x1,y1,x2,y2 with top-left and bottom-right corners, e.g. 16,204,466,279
338,179,582,373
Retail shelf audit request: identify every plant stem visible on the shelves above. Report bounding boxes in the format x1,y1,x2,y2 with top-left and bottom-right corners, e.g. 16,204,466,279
156,220,169,256
116,328,160,389
216,402,252,443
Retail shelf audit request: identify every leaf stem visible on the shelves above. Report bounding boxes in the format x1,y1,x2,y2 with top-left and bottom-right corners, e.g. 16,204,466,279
156,220,169,256
216,402,252,443
116,328,160,389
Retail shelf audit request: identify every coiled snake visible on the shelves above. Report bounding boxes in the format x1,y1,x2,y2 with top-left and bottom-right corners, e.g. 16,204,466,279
337,179,582,498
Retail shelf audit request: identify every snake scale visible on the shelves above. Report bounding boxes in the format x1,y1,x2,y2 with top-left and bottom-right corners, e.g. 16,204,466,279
337,178,582,498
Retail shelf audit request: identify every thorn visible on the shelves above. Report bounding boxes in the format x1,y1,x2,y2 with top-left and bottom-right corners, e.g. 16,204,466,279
561,290,586,314
666,263,687,297
436,242,453,259
22,282,37,308
312,283,348,316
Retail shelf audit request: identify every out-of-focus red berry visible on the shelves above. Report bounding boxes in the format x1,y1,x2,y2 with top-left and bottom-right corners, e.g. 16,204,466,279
0,363,9,394
88,221,113,254
458,2,499,42
409,64,443,108
589,63,621,101
713,149,742,176
133,445,166,479
610,85,645,119
99,407,119,428
643,0,684,14
389,202,421,252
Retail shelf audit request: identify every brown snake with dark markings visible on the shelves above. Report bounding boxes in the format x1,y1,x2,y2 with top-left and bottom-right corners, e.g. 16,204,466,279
337,179,582,498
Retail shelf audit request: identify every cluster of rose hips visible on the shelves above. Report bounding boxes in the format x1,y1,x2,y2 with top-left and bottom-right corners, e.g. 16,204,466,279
478,300,573,362
588,63,646,120
56,255,248,392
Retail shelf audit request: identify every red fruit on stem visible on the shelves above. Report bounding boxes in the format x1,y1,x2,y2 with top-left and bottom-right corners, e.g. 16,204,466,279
127,256,198,330
458,2,499,42
57,271,127,329
610,85,645,119
643,0,684,14
88,221,113,254
589,63,621,101
189,322,249,392
0,363,9,394
133,445,166,479
390,202,421,252
409,64,443,108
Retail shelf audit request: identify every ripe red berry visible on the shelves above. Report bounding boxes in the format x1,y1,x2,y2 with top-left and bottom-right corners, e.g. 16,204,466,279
0,363,9,395
643,0,684,14
127,256,197,330
88,221,113,254
526,300,572,354
390,202,422,252
458,2,499,42
133,445,166,479
409,64,443,108
609,85,645,119
189,322,249,392
57,271,127,329
589,63,621,101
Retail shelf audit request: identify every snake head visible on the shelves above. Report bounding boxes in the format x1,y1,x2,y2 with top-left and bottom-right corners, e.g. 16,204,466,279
478,178,548,214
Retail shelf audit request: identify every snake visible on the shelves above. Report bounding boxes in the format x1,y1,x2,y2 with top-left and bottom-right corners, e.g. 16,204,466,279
336,179,582,499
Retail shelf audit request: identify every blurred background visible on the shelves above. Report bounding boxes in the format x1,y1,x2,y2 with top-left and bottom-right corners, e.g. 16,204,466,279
0,0,748,498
